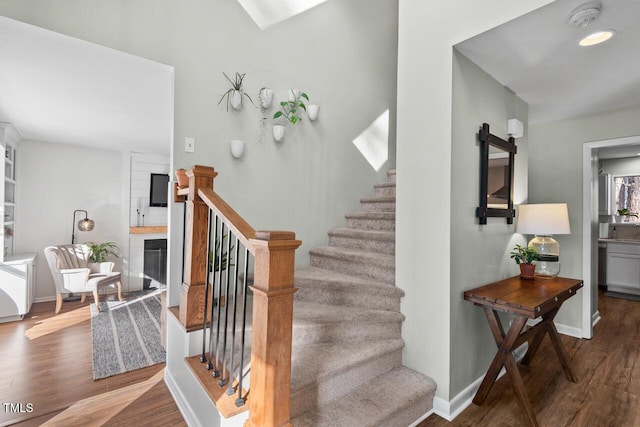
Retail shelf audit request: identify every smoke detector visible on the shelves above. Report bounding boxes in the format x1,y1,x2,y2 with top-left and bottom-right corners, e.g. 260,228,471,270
567,1,602,28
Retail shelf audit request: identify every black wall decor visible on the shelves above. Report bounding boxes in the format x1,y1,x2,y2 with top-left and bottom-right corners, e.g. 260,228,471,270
476,123,516,224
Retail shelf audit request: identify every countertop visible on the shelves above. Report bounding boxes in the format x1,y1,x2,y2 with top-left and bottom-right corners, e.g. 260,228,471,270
599,238,640,244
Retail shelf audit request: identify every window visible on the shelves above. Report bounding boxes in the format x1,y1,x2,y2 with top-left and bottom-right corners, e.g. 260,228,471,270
614,175,640,220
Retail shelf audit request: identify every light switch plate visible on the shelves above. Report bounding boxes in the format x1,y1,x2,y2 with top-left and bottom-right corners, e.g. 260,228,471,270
185,137,195,153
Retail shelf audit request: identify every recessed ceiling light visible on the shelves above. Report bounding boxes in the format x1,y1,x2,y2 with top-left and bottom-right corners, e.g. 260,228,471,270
579,30,616,46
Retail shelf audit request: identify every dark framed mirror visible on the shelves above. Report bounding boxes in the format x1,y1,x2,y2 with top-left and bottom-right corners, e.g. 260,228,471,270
476,123,517,224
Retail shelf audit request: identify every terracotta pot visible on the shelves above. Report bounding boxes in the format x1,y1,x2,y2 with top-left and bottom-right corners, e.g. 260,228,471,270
175,169,189,189
519,263,536,280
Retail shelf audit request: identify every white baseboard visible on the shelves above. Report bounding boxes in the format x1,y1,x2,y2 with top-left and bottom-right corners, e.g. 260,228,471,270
164,368,202,427
34,295,56,303
408,409,434,426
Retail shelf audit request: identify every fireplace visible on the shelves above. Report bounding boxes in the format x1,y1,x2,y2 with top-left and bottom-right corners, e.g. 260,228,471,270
143,239,167,289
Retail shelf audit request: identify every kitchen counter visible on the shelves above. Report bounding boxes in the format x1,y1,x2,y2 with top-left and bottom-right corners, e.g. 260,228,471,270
599,238,640,244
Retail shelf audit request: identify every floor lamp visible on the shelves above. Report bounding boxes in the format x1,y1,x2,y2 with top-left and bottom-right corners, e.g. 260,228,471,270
65,209,95,301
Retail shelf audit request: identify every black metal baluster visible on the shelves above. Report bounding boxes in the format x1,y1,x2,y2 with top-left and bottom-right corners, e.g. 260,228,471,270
212,222,226,379
206,214,219,371
226,237,241,396
218,226,233,387
200,209,214,363
235,247,251,407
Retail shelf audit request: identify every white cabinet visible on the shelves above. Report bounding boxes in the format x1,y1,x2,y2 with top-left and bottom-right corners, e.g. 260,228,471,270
599,174,613,216
0,253,37,322
606,242,640,295
0,122,21,261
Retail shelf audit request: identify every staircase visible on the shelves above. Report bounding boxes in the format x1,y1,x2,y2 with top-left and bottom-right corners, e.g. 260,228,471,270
289,170,437,426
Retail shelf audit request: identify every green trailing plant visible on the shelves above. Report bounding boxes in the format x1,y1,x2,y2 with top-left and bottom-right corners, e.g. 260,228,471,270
510,244,538,265
209,234,235,272
617,208,638,218
273,92,309,125
218,72,254,111
88,241,119,263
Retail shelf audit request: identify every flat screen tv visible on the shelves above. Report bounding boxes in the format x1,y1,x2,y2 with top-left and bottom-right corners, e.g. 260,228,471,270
149,173,170,207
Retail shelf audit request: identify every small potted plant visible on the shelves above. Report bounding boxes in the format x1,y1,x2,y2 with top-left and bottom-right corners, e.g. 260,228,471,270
218,72,254,111
272,92,309,141
87,241,119,274
617,208,638,222
510,244,538,279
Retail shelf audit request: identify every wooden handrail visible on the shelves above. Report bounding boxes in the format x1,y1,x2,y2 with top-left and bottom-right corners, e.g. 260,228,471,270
198,187,257,256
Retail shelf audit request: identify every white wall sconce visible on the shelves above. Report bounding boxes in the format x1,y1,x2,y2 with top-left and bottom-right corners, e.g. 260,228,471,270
507,118,523,138
307,104,320,121
272,125,285,142
230,139,246,158
259,87,274,109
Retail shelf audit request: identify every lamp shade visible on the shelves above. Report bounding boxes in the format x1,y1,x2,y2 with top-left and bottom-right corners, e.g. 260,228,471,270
516,203,570,235
78,218,95,231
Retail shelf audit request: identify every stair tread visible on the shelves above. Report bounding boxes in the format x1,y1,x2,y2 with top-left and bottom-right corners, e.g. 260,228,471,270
293,301,404,325
291,339,404,391
291,366,436,427
360,195,396,203
345,211,395,219
374,181,396,188
295,266,403,296
310,246,394,264
328,227,395,241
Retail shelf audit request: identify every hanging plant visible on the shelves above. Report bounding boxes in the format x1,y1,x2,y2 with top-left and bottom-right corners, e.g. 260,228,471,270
273,92,309,125
218,72,255,111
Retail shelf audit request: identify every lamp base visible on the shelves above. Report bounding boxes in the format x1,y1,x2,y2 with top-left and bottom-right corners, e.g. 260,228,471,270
529,235,561,278
63,293,82,302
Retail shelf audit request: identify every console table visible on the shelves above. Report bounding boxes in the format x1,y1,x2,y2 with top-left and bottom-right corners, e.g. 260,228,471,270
464,276,583,427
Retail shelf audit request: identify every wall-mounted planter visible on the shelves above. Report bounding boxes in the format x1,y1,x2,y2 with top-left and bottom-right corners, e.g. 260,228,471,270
289,89,301,101
230,90,243,110
230,140,245,158
273,125,285,142
307,104,320,121
259,87,274,109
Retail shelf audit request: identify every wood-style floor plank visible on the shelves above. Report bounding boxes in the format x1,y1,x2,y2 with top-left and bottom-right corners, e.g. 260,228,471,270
0,294,184,426
419,290,640,426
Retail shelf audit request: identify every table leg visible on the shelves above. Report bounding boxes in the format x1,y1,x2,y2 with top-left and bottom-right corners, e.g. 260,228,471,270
504,351,539,427
473,310,528,405
520,307,559,366
547,320,578,382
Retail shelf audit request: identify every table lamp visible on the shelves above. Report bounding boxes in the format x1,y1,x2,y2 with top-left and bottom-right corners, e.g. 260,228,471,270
516,203,571,277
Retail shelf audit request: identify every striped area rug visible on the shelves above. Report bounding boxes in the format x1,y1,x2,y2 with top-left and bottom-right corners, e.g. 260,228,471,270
90,290,166,380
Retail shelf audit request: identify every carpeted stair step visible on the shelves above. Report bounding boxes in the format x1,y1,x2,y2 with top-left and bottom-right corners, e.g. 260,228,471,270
292,301,403,345
374,180,396,197
309,246,395,285
360,195,396,213
294,266,403,311
345,211,395,231
290,339,404,418
291,366,437,427
328,227,395,255
387,169,396,182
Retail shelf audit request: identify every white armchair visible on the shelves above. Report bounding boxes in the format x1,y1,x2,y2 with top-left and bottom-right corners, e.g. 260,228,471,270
44,244,122,314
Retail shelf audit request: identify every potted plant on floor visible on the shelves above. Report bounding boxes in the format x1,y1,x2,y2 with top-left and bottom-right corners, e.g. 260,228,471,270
88,241,119,273
510,244,538,279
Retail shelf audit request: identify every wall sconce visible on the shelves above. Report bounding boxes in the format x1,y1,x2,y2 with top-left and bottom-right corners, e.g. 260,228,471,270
307,104,320,121
230,139,246,158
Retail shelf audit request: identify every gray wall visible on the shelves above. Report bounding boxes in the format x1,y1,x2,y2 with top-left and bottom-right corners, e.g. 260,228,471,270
601,157,640,175
16,140,127,299
449,50,529,396
529,104,640,328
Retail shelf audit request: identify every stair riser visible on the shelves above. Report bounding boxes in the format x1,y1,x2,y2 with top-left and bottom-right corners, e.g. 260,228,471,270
310,254,395,285
290,349,403,418
295,287,401,311
345,217,395,231
328,235,395,255
375,185,396,197
361,200,396,213
292,321,401,346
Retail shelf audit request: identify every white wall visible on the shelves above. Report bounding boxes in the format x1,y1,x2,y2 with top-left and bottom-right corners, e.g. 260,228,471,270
397,0,555,403
449,51,529,397
15,140,127,299
129,153,169,227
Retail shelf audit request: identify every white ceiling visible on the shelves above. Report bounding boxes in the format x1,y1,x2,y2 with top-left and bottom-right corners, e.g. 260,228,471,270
0,16,173,155
456,0,640,129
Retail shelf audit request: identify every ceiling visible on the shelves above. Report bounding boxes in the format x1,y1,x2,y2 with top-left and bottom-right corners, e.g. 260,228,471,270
0,16,173,155
456,0,640,129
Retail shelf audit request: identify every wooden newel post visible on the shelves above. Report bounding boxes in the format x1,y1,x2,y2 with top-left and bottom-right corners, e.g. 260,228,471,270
179,165,218,329
246,231,302,427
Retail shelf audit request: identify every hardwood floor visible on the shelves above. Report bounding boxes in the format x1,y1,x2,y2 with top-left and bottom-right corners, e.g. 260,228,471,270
0,294,185,427
419,290,640,427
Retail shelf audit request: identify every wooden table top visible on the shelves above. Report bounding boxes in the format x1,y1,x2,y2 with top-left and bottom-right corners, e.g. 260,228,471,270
464,276,583,318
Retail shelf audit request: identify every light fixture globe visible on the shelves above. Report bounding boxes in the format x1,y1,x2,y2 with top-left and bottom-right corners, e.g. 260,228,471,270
78,218,95,232
516,203,571,278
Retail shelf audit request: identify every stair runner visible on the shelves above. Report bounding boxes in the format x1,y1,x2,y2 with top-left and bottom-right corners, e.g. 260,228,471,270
290,170,437,426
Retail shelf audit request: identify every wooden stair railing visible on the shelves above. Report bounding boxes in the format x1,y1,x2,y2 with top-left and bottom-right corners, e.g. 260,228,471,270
174,165,301,427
